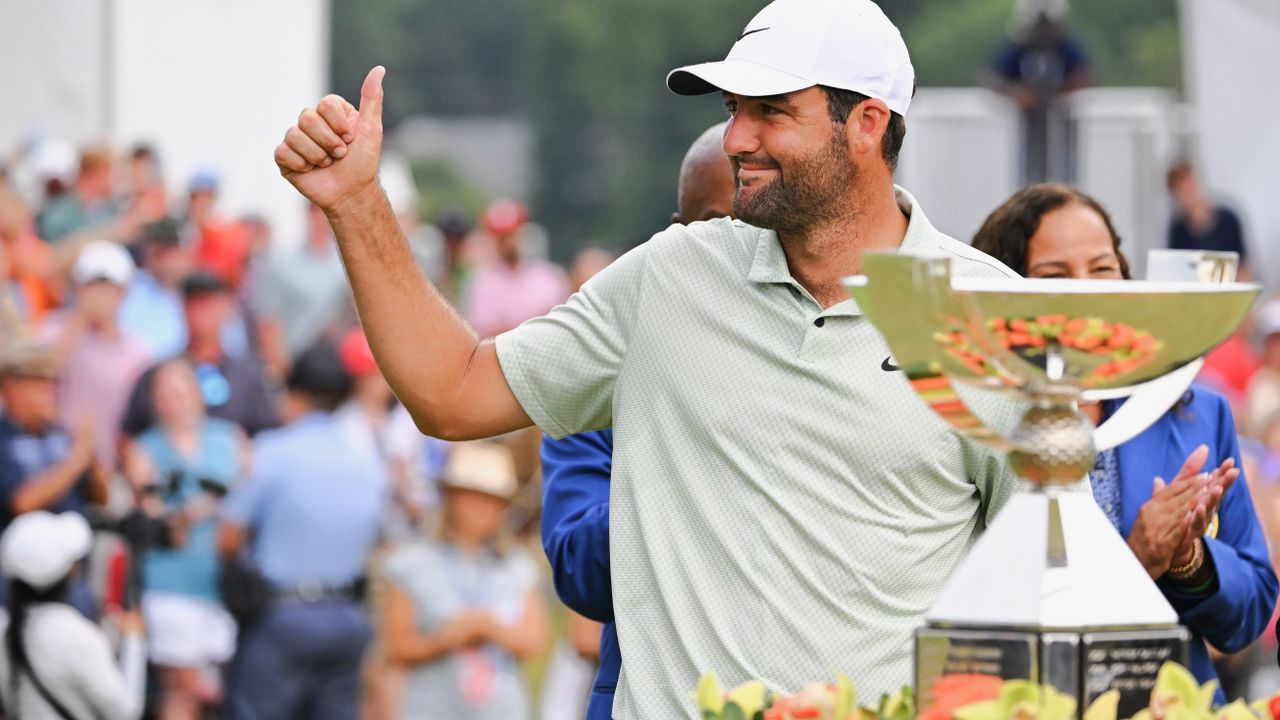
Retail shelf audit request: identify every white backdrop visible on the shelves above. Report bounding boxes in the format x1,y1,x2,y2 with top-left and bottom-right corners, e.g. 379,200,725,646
1180,0,1280,288
0,0,328,249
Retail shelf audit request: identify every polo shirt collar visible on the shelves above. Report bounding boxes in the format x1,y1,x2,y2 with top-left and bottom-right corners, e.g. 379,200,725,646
895,186,942,254
746,186,940,305
746,224,793,285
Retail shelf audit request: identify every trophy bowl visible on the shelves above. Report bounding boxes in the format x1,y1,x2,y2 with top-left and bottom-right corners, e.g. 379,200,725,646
846,255,1258,395
843,253,1260,718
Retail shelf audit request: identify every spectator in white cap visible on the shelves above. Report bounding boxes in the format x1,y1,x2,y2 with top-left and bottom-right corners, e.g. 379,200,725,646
1245,300,1280,439
0,511,146,719
379,442,549,720
274,0,1025,714
42,240,151,467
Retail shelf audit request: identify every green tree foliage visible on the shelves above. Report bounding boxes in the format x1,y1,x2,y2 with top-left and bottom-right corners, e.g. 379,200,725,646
330,0,1182,261
525,0,761,258
330,0,531,125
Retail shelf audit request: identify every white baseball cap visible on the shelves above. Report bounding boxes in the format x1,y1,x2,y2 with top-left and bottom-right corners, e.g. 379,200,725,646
72,240,136,287
667,0,915,116
1,511,93,591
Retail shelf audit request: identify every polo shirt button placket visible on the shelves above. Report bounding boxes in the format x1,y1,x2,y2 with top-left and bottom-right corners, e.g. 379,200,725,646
814,317,825,328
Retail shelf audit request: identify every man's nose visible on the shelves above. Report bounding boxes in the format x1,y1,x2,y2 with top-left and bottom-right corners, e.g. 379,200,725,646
722,115,760,158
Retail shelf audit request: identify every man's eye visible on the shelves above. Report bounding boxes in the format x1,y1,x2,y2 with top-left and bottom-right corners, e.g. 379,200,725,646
761,105,781,115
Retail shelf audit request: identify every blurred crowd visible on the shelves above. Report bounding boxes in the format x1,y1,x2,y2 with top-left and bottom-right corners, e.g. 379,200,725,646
0,140,618,720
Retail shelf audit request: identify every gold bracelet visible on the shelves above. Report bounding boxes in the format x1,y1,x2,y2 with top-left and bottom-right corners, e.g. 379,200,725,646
1167,538,1204,580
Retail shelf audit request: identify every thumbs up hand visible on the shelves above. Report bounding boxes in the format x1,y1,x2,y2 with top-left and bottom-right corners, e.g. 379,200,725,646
275,66,386,212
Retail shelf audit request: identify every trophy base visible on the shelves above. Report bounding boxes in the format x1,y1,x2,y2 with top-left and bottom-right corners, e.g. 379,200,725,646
916,625,1189,719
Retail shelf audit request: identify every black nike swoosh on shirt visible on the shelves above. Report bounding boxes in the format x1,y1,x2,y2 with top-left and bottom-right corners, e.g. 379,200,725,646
737,27,770,41
881,357,901,372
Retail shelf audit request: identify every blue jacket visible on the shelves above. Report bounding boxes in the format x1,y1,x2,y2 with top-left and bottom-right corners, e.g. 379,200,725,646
541,430,619,720
1114,386,1277,701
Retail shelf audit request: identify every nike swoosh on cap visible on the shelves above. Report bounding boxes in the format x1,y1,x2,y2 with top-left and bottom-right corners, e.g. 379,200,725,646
737,27,770,41
881,356,900,372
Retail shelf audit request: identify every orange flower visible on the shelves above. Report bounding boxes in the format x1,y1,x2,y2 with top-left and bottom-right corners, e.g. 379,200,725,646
919,674,1003,720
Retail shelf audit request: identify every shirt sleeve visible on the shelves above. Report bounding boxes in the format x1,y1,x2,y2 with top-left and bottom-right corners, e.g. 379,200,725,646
1157,396,1278,652
380,543,427,591
991,44,1023,82
494,241,650,439
1060,37,1090,77
60,613,146,720
540,430,614,622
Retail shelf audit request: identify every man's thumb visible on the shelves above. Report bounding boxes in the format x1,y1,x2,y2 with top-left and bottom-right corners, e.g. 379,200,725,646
358,65,386,131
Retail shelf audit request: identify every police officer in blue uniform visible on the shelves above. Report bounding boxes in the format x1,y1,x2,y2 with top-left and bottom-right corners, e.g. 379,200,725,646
219,339,387,720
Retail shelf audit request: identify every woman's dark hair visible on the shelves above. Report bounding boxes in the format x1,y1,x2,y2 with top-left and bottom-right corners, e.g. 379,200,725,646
971,184,1131,279
6,577,72,711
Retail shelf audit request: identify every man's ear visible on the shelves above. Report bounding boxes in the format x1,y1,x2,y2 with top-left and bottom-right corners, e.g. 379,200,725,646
846,98,891,160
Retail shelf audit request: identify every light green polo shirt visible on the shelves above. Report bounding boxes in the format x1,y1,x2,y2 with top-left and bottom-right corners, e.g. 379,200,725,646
496,188,1024,719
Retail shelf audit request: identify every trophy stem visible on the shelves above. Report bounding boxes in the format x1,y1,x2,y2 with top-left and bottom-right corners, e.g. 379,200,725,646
1007,399,1098,488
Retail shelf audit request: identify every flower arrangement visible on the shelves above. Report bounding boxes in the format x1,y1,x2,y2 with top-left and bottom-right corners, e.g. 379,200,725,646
932,314,1162,387
694,663,1280,720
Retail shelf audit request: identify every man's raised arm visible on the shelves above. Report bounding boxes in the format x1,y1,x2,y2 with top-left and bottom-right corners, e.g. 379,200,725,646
274,66,532,440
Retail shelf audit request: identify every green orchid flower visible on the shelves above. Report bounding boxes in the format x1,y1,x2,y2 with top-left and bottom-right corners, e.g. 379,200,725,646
695,673,770,720
699,673,726,717
952,680,1076,720
872,686,916,720
1083,690,1120,720
727,680,768,719
1214,700,1257,720
1131,662,1217,720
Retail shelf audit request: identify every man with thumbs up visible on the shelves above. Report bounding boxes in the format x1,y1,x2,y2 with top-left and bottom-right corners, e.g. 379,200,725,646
275,3,1027,715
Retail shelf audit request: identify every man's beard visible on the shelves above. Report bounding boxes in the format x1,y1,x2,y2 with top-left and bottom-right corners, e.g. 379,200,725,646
732,130,855,235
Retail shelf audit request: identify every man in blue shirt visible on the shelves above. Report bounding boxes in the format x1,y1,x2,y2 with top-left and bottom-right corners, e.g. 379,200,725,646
986,2,1090,183
220,339,386,720
0,340,107,617
540,123,733,720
